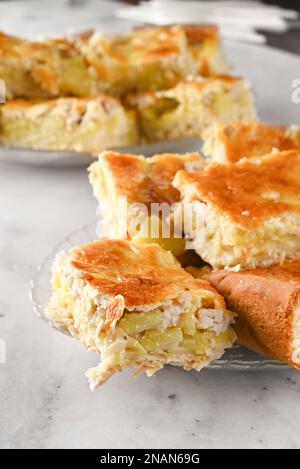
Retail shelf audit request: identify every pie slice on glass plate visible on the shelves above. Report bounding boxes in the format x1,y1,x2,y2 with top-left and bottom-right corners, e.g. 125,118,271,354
0,97,138,155
89,150,204,257
46,239,236,389
81,24,229,97
128,76,257,142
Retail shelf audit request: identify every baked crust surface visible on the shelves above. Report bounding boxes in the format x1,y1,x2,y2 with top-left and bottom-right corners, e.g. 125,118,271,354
89,150,203,206
203,122,300,164
174,149,300,229
68,239,220,308
209,261,300,368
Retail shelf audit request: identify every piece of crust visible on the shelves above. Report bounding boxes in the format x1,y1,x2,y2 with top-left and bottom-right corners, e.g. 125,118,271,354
209,261,300,369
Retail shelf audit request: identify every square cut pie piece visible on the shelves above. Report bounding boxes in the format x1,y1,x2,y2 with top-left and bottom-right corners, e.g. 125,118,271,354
173,149,300,269
0,97,138,155
89,151,204,257
129,76,257,142
209,260,300,370
202,122,300,164
46,239,236,389
0,31,96,99
82,24,229,97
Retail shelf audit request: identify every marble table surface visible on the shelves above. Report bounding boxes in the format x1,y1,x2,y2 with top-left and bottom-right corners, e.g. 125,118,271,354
1,0,300,450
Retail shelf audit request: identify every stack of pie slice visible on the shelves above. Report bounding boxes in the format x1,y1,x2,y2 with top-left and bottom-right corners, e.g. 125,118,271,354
0,25,256,154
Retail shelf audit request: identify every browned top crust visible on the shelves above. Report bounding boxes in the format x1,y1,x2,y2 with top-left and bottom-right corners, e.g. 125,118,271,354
174,150,300,229
135,24,219,41
243,260,300,284
0,31,78,58
209,261,300,368
183,24,219,42
90,150,203,207
67,239,224,308
205,122,300,163
90,25,188,63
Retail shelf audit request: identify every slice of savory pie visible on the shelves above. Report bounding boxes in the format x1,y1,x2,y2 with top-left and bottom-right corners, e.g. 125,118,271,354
0,31,96,99
89,151,204,256
82,24,229,97
129,76,257,142
82,25,195,97
46,239,236,389
0,97,138,155
209,260,300,370
202,122,300,164
173,149,300,269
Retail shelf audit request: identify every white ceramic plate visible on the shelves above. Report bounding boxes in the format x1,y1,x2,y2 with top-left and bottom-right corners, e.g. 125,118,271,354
30,223,288,369
2,39,300,166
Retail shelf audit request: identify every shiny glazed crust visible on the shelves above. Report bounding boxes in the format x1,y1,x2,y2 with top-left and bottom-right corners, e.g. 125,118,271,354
89,150,204,206
64,239,223,309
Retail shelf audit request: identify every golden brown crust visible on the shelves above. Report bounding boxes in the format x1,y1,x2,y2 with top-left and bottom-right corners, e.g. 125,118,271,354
132,24,224,76
0,31,91,98
101,25,186,61
204,122,300,163
68,239,224,309
174,150,300,229
183,24,219,42
90,150,203,207
209,262,300,369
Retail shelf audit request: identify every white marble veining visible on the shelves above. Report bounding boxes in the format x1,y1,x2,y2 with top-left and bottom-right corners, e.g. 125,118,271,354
1,0,300,450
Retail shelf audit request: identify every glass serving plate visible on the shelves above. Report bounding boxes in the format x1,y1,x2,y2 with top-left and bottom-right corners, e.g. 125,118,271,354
30,223,288,370
0,138,203,167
